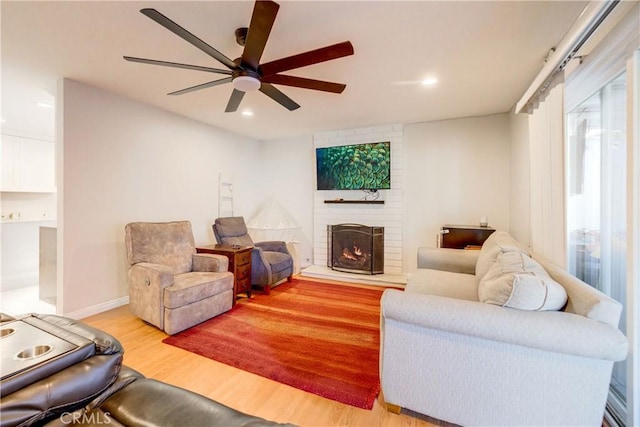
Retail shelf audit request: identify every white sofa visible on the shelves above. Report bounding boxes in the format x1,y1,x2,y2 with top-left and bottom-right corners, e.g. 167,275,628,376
380,231,628,426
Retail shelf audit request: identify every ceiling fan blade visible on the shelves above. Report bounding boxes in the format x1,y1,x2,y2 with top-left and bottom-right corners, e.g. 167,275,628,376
259,83,300,111
140,8,238,70
225,89,246,112
259,41,354,76
261,74,346,93
241,0,279,70
167,77,232,95
124,56,233,75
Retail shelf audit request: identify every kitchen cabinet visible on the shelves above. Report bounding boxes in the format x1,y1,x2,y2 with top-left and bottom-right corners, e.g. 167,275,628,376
1,134,56,192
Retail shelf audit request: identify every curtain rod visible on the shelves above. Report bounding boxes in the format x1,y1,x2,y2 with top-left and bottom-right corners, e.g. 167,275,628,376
515,0,619,114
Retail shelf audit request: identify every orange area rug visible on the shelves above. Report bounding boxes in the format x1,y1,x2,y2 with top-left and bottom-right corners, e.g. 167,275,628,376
163,278,384,409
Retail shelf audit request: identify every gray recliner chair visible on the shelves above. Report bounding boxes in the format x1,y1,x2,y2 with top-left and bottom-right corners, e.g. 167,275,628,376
125,220,234,335
213,217,293,294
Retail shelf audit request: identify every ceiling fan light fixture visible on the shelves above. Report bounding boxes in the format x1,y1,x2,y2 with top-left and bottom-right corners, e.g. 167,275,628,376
233,75,261,92
128,3,354,112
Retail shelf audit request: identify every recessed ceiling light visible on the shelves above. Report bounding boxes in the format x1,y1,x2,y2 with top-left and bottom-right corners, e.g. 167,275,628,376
421,78,438,86
241,110,254,117
36,102,53,108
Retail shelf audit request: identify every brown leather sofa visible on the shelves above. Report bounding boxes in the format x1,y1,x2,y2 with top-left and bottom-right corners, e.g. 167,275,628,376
1,313,294,427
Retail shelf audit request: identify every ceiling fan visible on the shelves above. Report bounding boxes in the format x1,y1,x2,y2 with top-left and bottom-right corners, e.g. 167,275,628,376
124,1,354,112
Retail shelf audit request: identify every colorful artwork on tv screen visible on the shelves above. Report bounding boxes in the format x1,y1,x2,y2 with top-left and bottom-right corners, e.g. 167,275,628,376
316,141,391,190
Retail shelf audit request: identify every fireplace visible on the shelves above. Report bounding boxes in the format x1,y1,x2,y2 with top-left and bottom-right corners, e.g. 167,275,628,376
327,224,384,275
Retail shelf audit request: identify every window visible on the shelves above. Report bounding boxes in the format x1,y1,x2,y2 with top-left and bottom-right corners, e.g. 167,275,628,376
566,72,628,421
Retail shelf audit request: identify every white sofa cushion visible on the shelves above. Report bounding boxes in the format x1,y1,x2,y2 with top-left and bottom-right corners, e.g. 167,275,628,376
475,231,529,286
478,251,568,311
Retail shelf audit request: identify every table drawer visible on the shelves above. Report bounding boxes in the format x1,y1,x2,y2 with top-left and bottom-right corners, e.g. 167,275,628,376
236,277,251,293
236,264,251,280
236,250,251,266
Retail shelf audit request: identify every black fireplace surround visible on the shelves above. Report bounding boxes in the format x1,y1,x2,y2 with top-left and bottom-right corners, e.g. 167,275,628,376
327,224,384,275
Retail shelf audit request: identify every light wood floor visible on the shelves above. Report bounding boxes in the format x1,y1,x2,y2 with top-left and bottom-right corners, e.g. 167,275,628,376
81,279,440,427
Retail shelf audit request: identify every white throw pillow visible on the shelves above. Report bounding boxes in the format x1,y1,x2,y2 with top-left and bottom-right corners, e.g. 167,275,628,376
475,231,530,286
478,251,567,311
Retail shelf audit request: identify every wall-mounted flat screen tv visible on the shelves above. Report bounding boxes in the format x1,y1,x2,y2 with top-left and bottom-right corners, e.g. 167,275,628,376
316,141,391,190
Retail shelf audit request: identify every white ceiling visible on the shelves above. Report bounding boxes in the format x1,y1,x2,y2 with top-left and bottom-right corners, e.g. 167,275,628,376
1,0,588,141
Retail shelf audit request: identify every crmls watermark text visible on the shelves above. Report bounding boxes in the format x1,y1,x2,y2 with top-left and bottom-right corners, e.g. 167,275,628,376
60,411,112,425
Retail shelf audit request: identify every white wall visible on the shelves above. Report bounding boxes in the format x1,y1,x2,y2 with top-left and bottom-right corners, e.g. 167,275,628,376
60,79,263,316
403,114,511,271
45,81,550,313
253,136,315,269
261,114,512,275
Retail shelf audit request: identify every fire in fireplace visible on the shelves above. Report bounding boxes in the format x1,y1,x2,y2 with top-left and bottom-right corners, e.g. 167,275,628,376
327,224,384,274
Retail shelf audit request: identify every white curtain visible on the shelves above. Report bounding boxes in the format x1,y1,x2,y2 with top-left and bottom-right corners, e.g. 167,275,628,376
528,80,566,266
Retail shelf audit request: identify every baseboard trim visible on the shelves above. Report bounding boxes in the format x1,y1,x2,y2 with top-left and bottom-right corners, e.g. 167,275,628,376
64,296,129,320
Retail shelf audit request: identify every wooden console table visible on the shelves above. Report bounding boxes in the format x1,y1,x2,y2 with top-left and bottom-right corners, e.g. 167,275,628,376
196,244,252,304
439,225,495,249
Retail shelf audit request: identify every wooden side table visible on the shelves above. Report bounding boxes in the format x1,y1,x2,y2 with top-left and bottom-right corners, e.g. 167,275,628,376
439,225,496,249
196,244,252,304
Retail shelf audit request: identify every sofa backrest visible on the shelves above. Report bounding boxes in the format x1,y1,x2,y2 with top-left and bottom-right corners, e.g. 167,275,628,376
213,217,255,247
125,221,195,274
535,255,623,328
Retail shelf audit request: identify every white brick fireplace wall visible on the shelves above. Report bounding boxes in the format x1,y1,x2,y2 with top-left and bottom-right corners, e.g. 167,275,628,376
313,124,404,275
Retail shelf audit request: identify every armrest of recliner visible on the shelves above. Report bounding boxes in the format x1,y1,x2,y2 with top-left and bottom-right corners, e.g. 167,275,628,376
95,377,296,427
255,241,290,254
381,289,628,361
1,315,125,427
250,246,272,286
417,247,478,273
127,263,174,329
128,263,174,292
192,253,229,272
